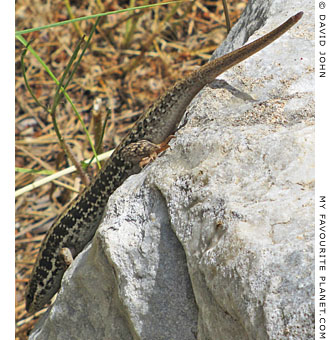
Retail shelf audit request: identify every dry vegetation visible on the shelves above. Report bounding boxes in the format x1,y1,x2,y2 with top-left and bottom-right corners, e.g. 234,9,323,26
15,0,247,338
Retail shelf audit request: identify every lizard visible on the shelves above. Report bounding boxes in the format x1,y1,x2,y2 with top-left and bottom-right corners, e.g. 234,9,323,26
25,11,303,313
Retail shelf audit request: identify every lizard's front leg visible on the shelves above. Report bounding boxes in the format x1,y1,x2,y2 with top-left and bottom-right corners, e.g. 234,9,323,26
121,135,175,169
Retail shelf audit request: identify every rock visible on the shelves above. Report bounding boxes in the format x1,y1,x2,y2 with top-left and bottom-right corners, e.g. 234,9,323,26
29,0,314,339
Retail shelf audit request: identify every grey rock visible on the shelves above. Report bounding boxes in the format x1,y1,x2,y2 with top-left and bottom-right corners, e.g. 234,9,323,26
29,0,314,339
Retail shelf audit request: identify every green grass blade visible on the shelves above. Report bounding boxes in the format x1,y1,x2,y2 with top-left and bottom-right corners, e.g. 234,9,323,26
15,1,186,35
20,43,49,112
17,21,102,170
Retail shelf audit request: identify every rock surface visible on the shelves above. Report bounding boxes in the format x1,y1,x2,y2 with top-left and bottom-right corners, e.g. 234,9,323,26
29,0,314,339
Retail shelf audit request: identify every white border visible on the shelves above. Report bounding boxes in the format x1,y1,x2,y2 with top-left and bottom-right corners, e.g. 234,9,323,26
315,1,330,339
2,1,15,338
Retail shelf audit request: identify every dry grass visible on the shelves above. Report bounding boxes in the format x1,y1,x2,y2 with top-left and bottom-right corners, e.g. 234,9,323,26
15,0,247,338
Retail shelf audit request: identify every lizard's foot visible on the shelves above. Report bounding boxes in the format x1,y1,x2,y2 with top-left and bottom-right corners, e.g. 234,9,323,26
120,135,175,168
59,247,74,267
139,135,175,167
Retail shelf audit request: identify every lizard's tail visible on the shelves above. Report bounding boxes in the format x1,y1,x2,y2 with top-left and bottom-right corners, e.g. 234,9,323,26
198,12,303,84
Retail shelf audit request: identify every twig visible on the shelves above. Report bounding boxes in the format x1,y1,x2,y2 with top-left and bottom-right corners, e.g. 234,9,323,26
222,0,231,33
15,150,114,198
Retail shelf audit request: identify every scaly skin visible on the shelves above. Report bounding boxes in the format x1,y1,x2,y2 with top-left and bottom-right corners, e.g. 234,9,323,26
26,12,303,313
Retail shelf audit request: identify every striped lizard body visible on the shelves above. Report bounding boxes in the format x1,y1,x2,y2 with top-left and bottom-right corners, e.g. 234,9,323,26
26,12,303,313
